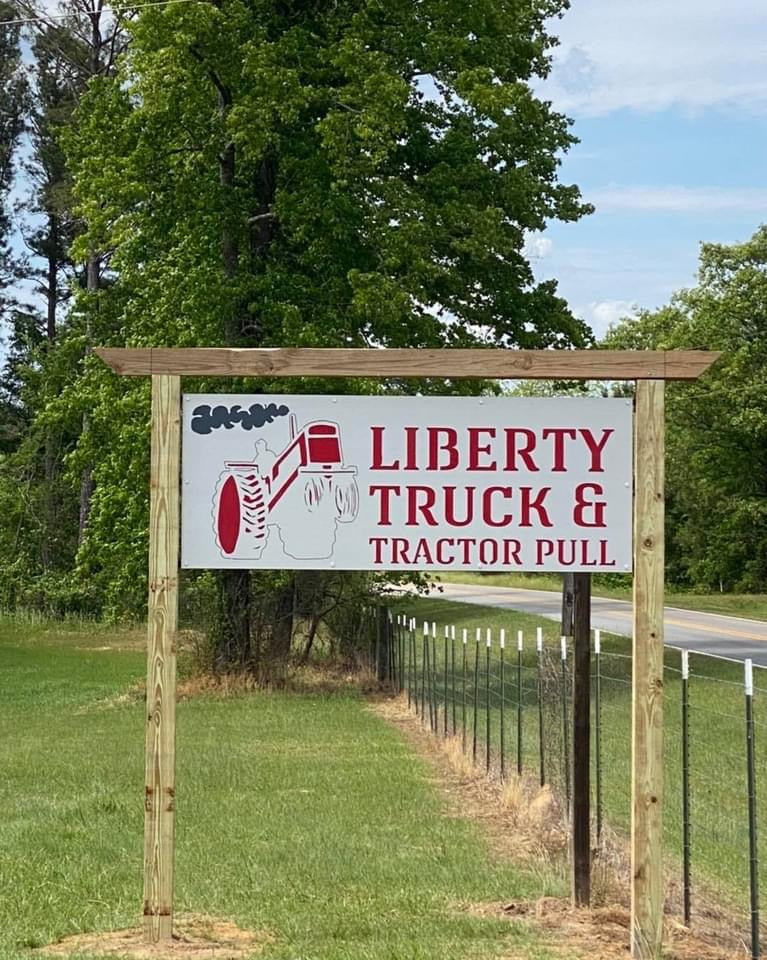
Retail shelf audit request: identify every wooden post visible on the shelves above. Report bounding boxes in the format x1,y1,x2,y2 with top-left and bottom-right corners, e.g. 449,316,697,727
571,572,591,906
143,374,181,942
631,380,665,959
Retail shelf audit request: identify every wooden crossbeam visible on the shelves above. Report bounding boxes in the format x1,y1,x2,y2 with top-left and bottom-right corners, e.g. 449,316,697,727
95,347,719,381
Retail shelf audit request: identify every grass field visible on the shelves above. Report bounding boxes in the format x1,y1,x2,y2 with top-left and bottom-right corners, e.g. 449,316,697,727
435,572,767,621
0,615,569,960
396,596,767,943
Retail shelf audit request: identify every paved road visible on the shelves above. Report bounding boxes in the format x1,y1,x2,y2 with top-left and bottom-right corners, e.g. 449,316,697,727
431,582,767,667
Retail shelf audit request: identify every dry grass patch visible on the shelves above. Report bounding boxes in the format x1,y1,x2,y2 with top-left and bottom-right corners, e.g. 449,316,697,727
372,694,753,960
37,915,273,959
468,898,747,960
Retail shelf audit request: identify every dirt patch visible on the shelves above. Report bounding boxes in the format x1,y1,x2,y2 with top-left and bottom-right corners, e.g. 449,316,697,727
38,915,273,959
371,696,750,960
467,898,746,960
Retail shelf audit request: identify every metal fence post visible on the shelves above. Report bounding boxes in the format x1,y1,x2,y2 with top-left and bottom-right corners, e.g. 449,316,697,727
500,628,506,779
420,621,428,724
595,629,603,843
443,625,449,738
537,626,545,786
517,629,524,776
745,658,760,960
486,628,492,774
561,635,570,811
462,629,468,752
681,649,691,927
451,625,457,736
431,622,438,734
473,627,480,764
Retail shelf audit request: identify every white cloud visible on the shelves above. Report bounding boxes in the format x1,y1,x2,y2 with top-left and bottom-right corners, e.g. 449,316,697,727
543,0,767,115
576,300,638,338
524,234,553,259
589,185,767,214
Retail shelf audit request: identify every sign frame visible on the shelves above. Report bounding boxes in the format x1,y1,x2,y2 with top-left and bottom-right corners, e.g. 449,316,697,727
96,347,720,960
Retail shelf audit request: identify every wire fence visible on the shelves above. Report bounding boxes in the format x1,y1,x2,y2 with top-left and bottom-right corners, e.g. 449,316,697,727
361,605,767,959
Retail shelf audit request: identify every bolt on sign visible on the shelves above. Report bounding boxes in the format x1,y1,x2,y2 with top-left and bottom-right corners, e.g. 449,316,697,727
181,394,633,572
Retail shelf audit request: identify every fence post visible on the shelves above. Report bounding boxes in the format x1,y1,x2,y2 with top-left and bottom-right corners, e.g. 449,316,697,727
595,629,603,843
561,635,571,812
517,630,524,776
420,621,428,723
407,618,413,710
443,626,449,738
500,629,506,779
486,628,492,774
572,573,591,907
431,622,438,734
537,626,545,787
681,649,691,926
451,625,457,736
462,629,468,752
745,658,760,960
473,627,481,764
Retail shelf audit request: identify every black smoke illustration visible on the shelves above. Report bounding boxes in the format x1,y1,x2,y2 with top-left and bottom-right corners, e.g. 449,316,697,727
191,402,290,435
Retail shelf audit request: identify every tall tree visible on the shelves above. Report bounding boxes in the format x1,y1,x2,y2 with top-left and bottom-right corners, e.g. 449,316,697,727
605,227,767,591
42,0,591,655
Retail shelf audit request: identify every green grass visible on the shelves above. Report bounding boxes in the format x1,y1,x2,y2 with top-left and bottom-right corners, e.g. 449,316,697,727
0,615,568,960
435,571,767,620
396,595,767,939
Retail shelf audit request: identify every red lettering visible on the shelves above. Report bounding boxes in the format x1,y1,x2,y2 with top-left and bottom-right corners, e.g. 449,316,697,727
504,428,538,471
427,428,459,470
412,538,434,564
444,486,474,526
404,426,418,470
436,539,455,564
503,539,522,565
482,486,513,527
580,428,613,472
467,427,497,471
479,539,498,564
536,539,554,564
542,428,577,471
573,483,606,527
520,487,552,527
370,427,399,470
369,537,386,563
406,486,438,525
369,484,400,525
391,538,410,564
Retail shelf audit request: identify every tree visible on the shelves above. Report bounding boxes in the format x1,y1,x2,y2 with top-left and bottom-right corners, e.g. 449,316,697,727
0,0,27,329
604,226,767,592
14,0,593,664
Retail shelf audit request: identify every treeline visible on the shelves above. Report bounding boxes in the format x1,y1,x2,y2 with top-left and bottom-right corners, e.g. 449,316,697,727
605,227,767,593
0,0,592,674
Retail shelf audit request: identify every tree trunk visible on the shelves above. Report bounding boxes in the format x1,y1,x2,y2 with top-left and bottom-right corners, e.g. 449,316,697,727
77,254,98,547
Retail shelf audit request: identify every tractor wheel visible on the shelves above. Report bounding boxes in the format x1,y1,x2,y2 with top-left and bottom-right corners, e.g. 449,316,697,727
333,475,359,522
214,468,268,557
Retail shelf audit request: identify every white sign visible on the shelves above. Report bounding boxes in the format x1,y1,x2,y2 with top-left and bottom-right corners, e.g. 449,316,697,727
181,395,633,572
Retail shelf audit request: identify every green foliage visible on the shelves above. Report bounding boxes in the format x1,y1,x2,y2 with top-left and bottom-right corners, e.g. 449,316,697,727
604,227,767,592
1,0,593,637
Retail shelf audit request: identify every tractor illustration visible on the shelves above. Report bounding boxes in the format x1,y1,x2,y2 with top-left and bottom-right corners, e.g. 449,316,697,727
213,415,359,560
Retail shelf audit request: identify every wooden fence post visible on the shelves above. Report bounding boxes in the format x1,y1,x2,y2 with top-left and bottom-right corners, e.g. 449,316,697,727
143,374,181,942
631,380,665,959
572,572,591,906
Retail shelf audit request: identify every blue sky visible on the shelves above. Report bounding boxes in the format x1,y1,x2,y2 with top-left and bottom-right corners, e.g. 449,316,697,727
531,0,767,337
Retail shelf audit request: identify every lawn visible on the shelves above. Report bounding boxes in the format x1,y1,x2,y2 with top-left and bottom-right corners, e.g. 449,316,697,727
435,571,767,621
394,595,767,945
0,615,566,960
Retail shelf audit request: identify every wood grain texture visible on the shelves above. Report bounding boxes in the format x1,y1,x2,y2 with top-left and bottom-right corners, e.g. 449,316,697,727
143,375,181,942
631,379,665,959
94,347,720,381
